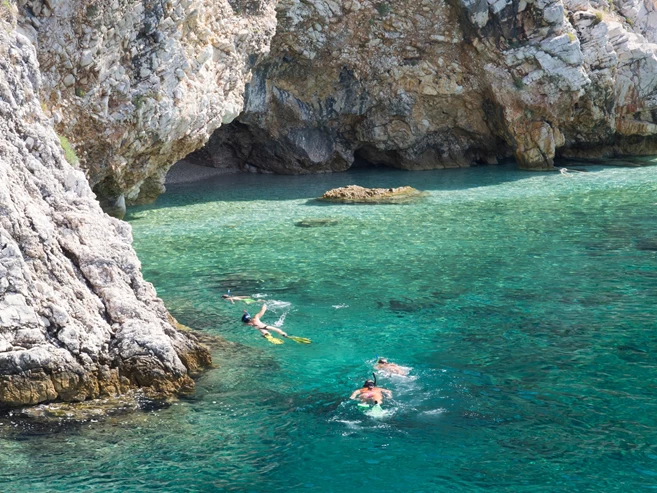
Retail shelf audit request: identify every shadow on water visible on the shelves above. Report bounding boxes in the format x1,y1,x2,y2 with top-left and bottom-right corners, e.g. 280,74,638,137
126,162,579,215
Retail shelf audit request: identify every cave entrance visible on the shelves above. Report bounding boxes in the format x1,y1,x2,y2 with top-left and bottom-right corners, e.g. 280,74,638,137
352,146,403,169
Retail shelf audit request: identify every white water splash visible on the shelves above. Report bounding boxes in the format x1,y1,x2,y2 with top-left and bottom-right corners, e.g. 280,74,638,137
273,312,287,327
265,300,292,327
364,407,394,419
421,408,446,416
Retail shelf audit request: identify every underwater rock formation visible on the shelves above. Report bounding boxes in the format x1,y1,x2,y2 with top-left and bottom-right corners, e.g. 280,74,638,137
16,0,278,209
207,0,657,173
295,218,340,227
0,23,210,408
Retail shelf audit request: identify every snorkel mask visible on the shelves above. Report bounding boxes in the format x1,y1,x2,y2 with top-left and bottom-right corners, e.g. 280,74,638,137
363,372,377,388
241,311,252,323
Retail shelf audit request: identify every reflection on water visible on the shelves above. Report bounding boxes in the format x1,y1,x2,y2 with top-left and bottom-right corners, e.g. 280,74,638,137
3,163,657,492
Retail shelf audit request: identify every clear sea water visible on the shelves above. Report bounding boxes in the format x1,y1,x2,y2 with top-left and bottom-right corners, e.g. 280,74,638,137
3,162,657,492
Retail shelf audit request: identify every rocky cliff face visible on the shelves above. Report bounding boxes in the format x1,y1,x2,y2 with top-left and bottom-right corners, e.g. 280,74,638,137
2,0,655,408
17,0,277,211
206,0,657,173
0,23,210,408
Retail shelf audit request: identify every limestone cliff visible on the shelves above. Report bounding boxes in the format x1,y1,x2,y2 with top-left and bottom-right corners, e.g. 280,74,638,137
17,0,277,211
206,0,657,172
0,23,210,408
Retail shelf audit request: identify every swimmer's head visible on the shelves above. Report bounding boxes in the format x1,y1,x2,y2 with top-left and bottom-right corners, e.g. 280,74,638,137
363,379,375,389
222,294,230,299
377,358,388,364
241,312,252,323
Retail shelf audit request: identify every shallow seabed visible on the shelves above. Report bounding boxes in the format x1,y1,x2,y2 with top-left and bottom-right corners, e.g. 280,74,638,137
3,162,657,492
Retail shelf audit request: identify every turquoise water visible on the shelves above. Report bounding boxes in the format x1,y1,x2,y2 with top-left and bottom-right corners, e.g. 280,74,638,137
3,163,657,492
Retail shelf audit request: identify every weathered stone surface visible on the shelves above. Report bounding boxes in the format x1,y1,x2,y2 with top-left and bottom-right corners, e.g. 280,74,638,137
319,185,423,203
17,0,278,207
0,25,210,409
204,0,657,173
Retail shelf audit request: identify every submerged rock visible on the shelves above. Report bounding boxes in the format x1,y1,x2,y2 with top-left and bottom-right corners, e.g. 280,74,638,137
295,218,339,227
320,185,423,204
387,299,420,313
13,393,145,423
636,239,657,251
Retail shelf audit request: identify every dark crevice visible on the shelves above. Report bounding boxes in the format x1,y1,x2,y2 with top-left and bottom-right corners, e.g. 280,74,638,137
353,146,401,169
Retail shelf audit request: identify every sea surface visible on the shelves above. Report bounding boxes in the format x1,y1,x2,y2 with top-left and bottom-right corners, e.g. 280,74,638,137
3,162,657,492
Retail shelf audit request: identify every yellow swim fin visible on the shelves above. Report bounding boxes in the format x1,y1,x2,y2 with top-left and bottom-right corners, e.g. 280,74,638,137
264,334,284,345
288,336,312,344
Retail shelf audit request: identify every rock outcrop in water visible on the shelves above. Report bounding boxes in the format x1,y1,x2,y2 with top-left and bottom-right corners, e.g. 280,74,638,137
16,0,277,211
320,185,423,203
206,0,657,173
0,23,210,408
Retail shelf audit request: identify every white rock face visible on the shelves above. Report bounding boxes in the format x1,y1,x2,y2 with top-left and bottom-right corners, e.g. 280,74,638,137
206,0,657,171
17,0,277,207
0,26,210,408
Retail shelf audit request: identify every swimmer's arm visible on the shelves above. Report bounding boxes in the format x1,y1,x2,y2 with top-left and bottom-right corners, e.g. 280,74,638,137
349,390,361,400
255,304,267,318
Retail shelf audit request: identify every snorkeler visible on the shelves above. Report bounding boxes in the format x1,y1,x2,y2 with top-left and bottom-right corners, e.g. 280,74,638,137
241,304,311,344
242,304,288,336
350,374,392,405
375,358,410,376
222,290,257,304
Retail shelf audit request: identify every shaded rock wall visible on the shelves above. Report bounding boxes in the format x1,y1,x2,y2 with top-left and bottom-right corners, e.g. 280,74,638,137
17,0,277,207
0,24,210,408
208,0,657,173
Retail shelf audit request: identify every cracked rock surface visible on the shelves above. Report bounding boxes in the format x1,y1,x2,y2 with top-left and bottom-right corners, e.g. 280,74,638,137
207,0,657,173
17,0,277,208
0,25,210,408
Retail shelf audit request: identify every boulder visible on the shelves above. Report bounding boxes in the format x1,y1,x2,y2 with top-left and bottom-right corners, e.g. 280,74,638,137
319,185,423,203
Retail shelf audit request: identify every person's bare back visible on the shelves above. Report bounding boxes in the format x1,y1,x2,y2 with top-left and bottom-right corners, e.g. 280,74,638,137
350,378,392,405
375,358,410,376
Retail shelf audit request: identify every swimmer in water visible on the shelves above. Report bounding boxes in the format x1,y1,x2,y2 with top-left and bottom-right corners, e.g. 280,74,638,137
375,358,410,376
222,294,254,304
241,303,289,338
222,290,257,304
350,376,392,405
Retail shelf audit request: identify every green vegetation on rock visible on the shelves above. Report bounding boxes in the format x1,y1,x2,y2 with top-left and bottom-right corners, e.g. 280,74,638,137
1,0,16,26
58,134,79,166
376,2,391,16
513,77,525,90
593,11,604,25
